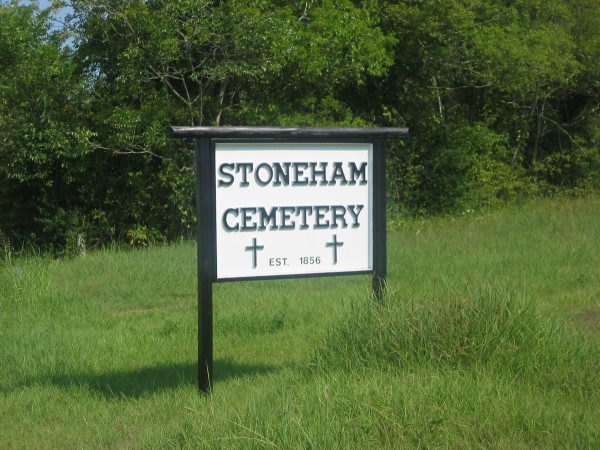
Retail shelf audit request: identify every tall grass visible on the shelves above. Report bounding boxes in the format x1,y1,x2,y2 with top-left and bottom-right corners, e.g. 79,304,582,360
314,283,599,393
1,197,599,448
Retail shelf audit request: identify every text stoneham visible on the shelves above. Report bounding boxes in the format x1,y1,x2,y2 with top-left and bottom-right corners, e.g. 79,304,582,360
217,161,368,188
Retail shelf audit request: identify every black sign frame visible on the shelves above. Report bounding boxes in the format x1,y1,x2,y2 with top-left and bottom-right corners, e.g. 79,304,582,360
167,126,408,392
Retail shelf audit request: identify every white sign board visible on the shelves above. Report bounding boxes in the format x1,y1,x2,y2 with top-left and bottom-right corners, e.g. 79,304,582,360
214,142,373,280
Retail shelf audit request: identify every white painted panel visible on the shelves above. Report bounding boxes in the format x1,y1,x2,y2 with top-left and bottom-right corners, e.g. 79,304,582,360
214,142,373,279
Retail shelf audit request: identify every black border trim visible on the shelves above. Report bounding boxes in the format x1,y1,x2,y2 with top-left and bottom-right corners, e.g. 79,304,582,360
211,138,378,283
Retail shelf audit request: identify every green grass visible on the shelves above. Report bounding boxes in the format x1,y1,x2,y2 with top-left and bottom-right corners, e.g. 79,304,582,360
1,197,599,448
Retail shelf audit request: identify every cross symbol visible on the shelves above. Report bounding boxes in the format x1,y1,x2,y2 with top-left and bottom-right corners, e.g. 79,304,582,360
245,237,264,269
326,234,344,265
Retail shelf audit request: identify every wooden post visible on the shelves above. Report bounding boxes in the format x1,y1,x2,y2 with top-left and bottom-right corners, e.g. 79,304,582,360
372,139,387,303
196,138,214,393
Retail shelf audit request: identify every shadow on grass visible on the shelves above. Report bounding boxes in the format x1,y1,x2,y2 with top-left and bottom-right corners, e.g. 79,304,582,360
13,359,279,398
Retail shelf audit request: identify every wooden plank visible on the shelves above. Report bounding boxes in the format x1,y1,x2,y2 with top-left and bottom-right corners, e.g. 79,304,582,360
167,126,409,140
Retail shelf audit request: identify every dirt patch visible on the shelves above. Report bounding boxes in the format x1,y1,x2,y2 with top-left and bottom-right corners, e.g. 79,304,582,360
577,307,600,331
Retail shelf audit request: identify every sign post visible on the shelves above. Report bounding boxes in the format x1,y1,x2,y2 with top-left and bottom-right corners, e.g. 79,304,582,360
372,139,387,303
167,127,408,393
195,137,214,392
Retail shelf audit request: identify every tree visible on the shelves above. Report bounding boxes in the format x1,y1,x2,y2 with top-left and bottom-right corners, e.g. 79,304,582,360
67,0,394,243
0,1,94,249
2,0,598,251
374,0,595,213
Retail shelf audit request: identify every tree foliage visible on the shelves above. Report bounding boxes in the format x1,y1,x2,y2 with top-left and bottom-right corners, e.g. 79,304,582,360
1,0,599,250
0,1,94,249
378,0,599,212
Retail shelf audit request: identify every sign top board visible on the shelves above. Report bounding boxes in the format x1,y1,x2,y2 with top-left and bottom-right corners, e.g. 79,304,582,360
166,126,409,140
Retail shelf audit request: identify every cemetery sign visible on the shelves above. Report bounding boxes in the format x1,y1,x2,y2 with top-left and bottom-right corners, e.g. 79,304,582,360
167,126,408,393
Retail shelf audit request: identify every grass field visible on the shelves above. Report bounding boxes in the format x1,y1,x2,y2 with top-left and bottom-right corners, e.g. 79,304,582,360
1,197,599,448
